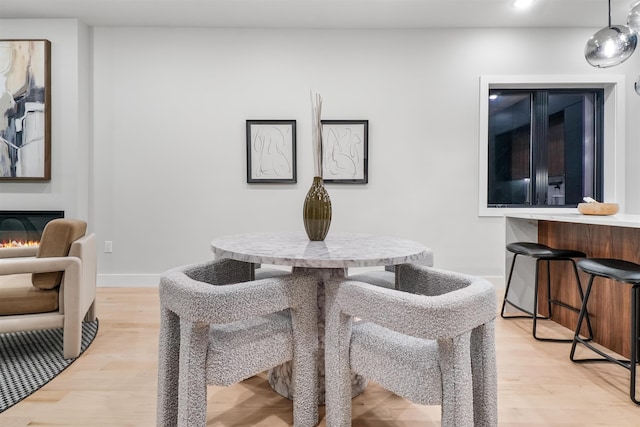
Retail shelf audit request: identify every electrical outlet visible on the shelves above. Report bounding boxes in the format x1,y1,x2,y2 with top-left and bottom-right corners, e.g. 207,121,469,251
104,241,113,253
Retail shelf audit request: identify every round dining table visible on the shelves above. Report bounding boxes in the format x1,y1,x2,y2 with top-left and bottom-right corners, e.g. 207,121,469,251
211,231,431,403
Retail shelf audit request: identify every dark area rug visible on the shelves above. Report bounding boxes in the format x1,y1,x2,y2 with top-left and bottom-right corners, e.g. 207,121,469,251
0,319,98,412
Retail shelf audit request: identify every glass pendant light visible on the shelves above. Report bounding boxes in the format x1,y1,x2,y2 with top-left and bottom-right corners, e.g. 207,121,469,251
585,0,638,68
628,3,640,96
629,1,640,33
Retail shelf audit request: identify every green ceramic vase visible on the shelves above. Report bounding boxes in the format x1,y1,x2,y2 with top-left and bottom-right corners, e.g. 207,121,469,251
303,176,332,241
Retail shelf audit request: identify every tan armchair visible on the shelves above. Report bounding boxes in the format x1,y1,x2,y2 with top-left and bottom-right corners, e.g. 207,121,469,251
0,219,97,358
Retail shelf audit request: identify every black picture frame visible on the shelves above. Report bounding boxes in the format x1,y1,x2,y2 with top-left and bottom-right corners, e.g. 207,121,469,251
321,120,368,184
246,120,297,183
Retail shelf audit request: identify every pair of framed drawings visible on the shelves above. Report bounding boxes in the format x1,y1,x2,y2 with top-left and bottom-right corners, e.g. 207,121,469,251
246,119,368,184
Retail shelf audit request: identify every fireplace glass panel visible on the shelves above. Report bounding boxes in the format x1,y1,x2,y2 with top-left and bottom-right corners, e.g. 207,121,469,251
0,211,64,247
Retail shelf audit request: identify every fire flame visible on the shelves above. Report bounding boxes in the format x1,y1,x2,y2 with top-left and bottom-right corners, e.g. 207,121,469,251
0,240,39,248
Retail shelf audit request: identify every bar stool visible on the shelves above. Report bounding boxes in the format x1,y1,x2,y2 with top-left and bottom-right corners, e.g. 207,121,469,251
501,242,593,342
570,258,640,405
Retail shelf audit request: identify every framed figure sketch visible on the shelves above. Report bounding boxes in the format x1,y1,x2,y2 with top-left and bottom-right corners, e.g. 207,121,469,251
0,40,51,181
321,120,368,184
246,120,297,183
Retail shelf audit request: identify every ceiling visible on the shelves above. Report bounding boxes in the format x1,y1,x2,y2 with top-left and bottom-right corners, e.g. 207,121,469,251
0,0,636,29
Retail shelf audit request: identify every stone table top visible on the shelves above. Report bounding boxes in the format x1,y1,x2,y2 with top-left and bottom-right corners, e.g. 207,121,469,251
211,231,430,269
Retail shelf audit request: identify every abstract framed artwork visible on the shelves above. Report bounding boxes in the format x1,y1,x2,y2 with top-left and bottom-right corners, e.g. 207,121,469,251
246,120,297,183
321,120,368,184
0,40,51,181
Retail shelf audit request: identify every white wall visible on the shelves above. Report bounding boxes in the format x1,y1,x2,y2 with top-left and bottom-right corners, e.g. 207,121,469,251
0,19,91,221
2,23,639,286
90,27,640,285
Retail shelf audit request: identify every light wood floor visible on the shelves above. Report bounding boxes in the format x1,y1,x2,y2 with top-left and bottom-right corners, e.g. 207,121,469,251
1,288,639,426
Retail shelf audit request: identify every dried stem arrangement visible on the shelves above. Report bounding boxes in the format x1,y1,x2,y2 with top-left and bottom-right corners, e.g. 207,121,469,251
310,92,323,177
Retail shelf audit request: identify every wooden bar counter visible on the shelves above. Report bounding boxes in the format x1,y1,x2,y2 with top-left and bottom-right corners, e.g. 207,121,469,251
505,213,640,358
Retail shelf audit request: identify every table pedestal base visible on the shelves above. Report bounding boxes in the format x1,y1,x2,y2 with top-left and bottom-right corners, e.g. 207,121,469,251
268,361,367,405
267,266,368,404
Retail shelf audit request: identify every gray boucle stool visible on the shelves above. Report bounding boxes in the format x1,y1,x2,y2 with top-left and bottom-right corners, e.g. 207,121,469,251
156,259,319,426
325,265,498,427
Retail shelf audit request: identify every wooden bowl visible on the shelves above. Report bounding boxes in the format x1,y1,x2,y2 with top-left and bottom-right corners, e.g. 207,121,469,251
577,202,619,216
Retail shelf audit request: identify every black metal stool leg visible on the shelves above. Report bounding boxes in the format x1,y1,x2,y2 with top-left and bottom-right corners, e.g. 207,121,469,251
532,259,541,339
501,253,518,318
501,254,544,319
571,275,596,360
546,259,553,317
570,259,594,341
631,285,639,404
535,258,580,342
571,275,630,365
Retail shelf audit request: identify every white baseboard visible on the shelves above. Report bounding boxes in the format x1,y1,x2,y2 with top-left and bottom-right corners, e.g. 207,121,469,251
484,276,505,291
97,274,160,287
